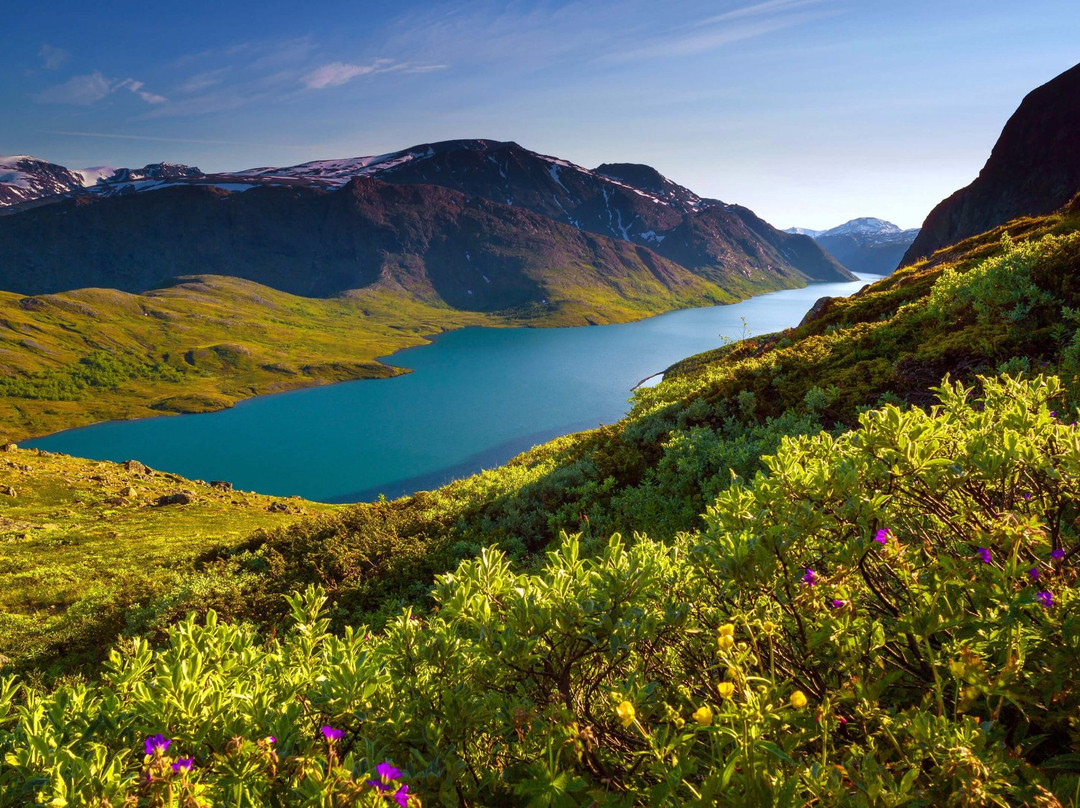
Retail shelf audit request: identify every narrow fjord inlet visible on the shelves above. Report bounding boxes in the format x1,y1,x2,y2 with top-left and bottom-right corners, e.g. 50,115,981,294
26,275,878,500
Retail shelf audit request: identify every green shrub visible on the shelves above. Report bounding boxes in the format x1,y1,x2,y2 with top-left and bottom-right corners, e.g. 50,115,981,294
3,375,1076,806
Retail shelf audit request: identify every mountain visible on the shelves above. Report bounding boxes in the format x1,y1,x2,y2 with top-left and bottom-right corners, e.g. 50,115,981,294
246,140,854,284
0,140,854,301
0,176,732,313
903,61,1080,264
785,217,919,274
0,155,87,207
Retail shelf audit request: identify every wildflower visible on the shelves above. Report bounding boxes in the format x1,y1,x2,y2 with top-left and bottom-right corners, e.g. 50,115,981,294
616,700,636,727
393,785,409,807
1027,567,1040,581
790,690,808,709
369,761,403,792
830,599,847,608
874,528,890,544
976,547,992,564
1036,591,1054,608
692,706,713,727
948,659,966,677
837,714,848,725
1051,548,1065,560
171,757,194,773
802,568,818,585
762,620,777,634
376,761,403,780
717,682,735,699
1022,493,1033,501
266,736,276,745
321,725,343,742
144,735,171,756
717,625,735,652
1050,411,1058,417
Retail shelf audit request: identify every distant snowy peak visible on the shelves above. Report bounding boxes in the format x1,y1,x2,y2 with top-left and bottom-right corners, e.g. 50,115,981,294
785,217,920,274
0,155,86,207
785,218,911,240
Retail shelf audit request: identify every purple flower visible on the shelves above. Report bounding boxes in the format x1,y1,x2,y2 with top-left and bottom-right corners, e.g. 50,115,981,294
1023,493,1032,501
376,761,403,781
321,725,343,742
1050,411,1058,418
1036,591,1054,608
1027,567,1040,581
394,785,410,808
802,568,818,585
874,528,890,544
144,734,171,756
1051,548,1065,560
171,757,194,773
976,547,992,564
830,599,847,608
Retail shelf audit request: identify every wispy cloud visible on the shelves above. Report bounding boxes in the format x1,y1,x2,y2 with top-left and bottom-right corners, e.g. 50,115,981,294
34,71,111,104
47,130,309,148
115,78,167,104
38,44,69,70
610,0,836,60
34,71,167,105
302,58,447,89
144,37,446,117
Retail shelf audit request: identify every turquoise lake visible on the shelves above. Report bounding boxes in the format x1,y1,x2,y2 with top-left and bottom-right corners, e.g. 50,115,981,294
27,275,880,501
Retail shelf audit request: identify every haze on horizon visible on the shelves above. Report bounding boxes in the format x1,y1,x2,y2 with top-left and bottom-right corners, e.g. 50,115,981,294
2,0,1078,231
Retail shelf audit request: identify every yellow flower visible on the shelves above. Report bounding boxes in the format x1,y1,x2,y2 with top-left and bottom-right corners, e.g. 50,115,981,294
717,634,735,652
692,705,713,726
718,623,735,637
717,682,735,699
762,620,778,634
616,700,636,727
790,690,808,709
948,659,966,678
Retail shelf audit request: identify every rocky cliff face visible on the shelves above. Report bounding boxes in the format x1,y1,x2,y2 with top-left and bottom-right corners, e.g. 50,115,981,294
902,61,1080,265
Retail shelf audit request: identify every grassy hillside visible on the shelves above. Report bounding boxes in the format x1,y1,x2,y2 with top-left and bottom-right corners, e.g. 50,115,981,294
0,260,739,443
0,445,340,676
2,201,1079,805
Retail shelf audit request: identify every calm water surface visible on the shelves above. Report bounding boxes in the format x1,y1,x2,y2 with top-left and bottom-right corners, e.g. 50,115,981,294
28,275,880,501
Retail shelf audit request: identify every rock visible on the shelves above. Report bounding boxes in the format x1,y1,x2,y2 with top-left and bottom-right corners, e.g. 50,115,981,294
122,459,148,475
903,62,1080,265
210,480,233,491
0,486,15,497
799,296,834,327
267,501,294,513
155,491,194,506
121,486,137,498
0,442,16,452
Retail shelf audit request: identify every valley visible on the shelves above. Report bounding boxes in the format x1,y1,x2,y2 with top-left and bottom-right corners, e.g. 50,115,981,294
1,33,1079,808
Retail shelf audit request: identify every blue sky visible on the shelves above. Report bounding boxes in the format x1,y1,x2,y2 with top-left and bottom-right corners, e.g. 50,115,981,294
3,0,1078,229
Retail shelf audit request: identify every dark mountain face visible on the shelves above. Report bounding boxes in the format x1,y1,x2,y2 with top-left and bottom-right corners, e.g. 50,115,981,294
903,61,1080,264
363,141,854,284
0,139,853,304
0,177,721,311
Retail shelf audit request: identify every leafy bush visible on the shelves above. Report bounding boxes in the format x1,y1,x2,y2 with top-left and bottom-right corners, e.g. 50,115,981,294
3,375,1076,806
